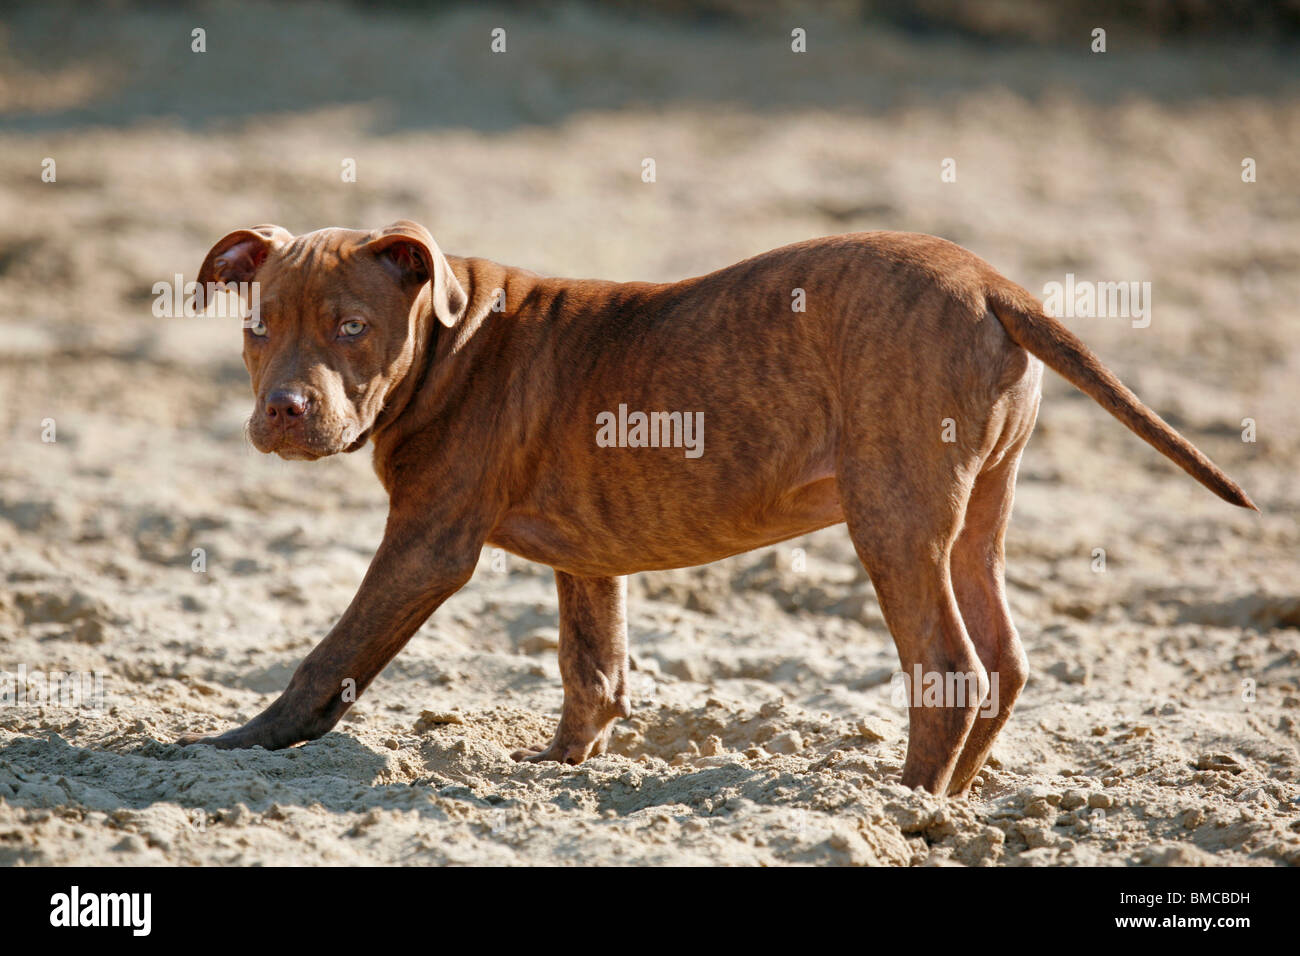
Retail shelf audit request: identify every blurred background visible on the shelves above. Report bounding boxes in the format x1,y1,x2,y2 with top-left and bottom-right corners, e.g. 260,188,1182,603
0,1,1297,866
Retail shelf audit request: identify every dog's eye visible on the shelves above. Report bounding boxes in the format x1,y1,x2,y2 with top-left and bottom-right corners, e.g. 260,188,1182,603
247,318,268,337
339,318,366,338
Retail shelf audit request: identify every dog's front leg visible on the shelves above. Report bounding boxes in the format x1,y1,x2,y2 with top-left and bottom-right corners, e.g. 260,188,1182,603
178,514,482,751
512,572,630,765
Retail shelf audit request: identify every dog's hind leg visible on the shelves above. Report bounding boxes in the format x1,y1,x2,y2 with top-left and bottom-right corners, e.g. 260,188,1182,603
512,572,631,765
838,451,987,795
946,446,1031,796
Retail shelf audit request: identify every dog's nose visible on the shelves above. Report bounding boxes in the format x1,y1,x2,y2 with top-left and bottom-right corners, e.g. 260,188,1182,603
265,389,310,420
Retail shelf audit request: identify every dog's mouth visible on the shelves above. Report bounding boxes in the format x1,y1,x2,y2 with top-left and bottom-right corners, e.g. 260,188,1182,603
271,439,327,461
249,417,368,460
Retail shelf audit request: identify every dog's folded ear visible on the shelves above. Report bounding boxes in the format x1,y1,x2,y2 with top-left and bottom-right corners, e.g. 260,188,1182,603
367,220,468,329
197,224,293,299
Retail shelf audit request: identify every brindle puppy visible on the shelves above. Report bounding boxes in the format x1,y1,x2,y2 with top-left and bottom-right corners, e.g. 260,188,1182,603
180,221,1254,796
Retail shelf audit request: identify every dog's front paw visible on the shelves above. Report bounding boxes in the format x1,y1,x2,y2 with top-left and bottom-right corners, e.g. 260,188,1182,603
511,729,610,766
177,726,263,750
176,731,218,747
511,743,587,765
176,719,301,751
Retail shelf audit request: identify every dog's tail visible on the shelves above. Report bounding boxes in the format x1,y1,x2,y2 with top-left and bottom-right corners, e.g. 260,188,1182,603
985,280,1258,511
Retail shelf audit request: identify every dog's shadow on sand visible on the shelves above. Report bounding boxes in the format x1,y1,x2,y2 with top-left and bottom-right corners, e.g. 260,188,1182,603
0,727,817,827
0,730,463,822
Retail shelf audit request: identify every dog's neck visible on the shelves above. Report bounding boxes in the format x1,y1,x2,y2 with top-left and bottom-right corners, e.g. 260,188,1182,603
365,258,495,479
363,287,443,455
400,291,443,417
365,256,553,494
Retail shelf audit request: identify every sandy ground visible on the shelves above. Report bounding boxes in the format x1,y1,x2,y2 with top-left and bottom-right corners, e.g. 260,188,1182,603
1,2,1298,866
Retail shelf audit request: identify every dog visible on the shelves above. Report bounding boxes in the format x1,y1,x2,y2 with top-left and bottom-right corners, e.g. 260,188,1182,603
179,221,1255,796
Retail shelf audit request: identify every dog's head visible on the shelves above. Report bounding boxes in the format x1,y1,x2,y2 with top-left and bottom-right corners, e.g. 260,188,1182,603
197,221,467,460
